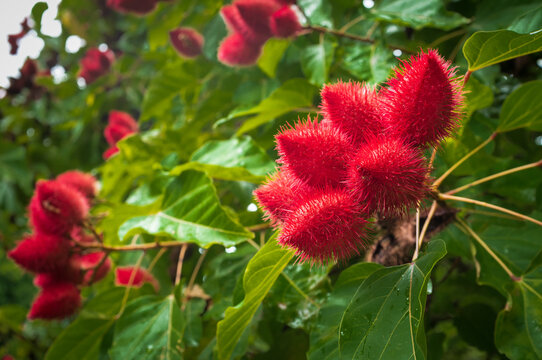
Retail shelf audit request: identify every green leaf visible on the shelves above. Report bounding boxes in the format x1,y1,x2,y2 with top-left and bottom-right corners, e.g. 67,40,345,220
509,5,542,33
495,264,542,360
216,234,294,360
371,0,468,30
170,136,275,183
342,43,396,84
463,30,542,71
301,41,335,86
338,240,447,359
464,76,494,120
119,170,253,247
258,39,291,78
31,2,48,34
498,80,542,132
297,0,333,27
110,295,185,360
234,79,317,135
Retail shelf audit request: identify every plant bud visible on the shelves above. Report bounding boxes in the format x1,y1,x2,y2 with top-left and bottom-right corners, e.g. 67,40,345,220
270,6,301,38
218,33,263,66
115,266,160,292
169,27,204,59
28,281,81,320
79,48,115,85
8,234,71,274
56,171,98,200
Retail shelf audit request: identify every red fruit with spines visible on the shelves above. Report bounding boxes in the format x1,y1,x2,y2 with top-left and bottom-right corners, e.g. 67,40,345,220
8,234,71,274
29,180,89,235
79,48,115,84
115,266,160,292
221,0,279,45
279,189,369,264
28,281,81,320
320,81,383,145
103,145,119,160
270,6,301,38
169,27,204,59
104,111,138,146
380,49,464,147
70,227,96,245
254,168,312,225
276,117,354,188
106,0,157,15
73,252,111,285
56,171,98,200
218,33,263,66
346,137,430,216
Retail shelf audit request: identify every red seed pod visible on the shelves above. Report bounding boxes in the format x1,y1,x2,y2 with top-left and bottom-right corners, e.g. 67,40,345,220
104,111,138,146
29,180,89,235
320,81,383,145
106,0,157,15
380,49,464,147
346,137,430,216
279,189,369,264
169,27,204,59
103,145,119,160
73,252,112,286
220,0,278,45
28,281,81,320
56,171,98,200
8,234,71,274
254,168,311,225
269,6,301,38
276,117,354,188
79,48,115,84
218,33,263,66
115,266,160,292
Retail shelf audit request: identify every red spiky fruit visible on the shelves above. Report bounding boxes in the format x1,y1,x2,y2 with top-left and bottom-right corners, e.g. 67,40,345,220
220,0,278,45
279,189,369,264
254,168,311,225
103,145,119,160
29,180,89,235
56,171,98,200
218,33,262,66
8,234,71,274
28,281,81,319
79,48,115,84
74,252,111,285
380,49,464,147
346,137,430,216
276,117,354,188
270,6,301,38
104,111,138,146
115,266,160,292
320,81,383,145
106,0,157,15
169,27,204,59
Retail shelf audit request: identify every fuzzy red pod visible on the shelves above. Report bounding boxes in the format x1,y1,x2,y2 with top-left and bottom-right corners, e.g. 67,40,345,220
380,49,464,147
29,180,89,235
106,0,157,15
115,266,160,292
169,27,204,59
218,33,263,67
28,281,81,320
220,0,278,45
79,48,115,84
279,189,369,264
269,6,301,38
74,252,111,285
56,171,98,200
276,117,355,188
320,81,383,145
103,145,119,160
254,168,312,225
8,233,71,274
104,111,138,146
346,137,430,216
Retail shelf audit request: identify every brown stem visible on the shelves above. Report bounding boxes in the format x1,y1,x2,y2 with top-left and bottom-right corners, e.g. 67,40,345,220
247,223,272,232
186,248,208,294
175,244,188,287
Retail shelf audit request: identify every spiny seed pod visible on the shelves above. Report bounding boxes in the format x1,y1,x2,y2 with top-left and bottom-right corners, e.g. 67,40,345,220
269,6,301,38
169,27,204,59
79,48,115,84
74,252,112,285
104,111,138,146
380,49,464,147
28,281,81,320
320,81,383,145
103,145,119,160
279,189,369,264
346,137,430,216
8,234,71,274
115,266,160,292
56,171,98,200
276,117,354,188
106,0,157,15
29,180,89,235
254,168,311,225
221,0,278,45
218,33,263,66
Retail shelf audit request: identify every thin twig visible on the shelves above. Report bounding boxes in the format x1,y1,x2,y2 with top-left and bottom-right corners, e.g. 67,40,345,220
147,248,167,272
429,28,468,48
175,244,188,287
412,207,421,261
281,273,320,309
187,248,208,292
247,223,272,232
418,201,438,247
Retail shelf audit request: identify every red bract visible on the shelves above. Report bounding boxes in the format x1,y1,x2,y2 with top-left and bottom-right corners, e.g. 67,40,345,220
254,168,311,225
29,180,89,235
279,189,369,264
8,234,71,274
320,81,383,145
79,48,115,84
56,171,98,200
106,0,157,15
270,6,301,38
380,49,463,147
115,266,160,292
28,281,81,320
169,27,204,59
346,137,429,216
218,33,262,66
74,252,112,285
276,117,354,188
